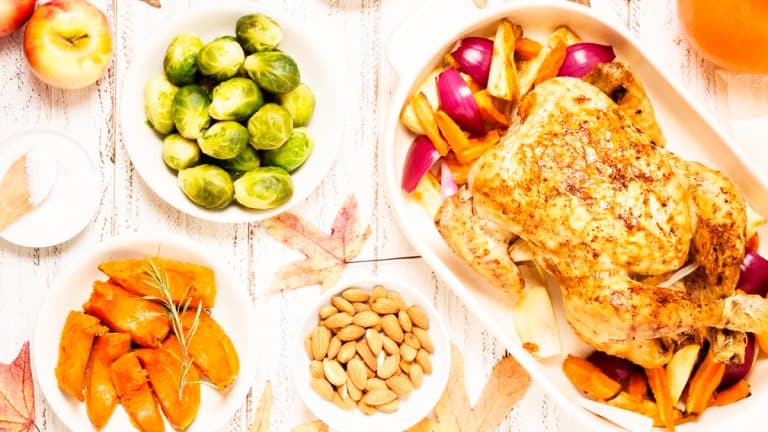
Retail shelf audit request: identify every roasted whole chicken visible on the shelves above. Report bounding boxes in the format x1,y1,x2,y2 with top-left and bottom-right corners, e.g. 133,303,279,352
437,63,768,368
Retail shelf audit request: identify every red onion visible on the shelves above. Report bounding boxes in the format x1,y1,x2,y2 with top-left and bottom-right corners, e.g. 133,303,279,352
587,351,638,387
557,42,616,78
436,68,486,136
720,334,757,389
440,161,458,199
402,136,440,193
736,251,768,297
451,37,493,87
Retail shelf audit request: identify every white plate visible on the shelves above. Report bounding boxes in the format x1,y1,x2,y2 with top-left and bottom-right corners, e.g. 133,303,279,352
293,279,451,432
121,3,341,223
383,1,768,431
32,234,258,432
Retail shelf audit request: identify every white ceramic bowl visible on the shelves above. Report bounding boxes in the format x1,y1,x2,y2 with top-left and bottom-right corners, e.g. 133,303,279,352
293,279,451,432
121,3,340,223
32,234,258,432
384,1,768,431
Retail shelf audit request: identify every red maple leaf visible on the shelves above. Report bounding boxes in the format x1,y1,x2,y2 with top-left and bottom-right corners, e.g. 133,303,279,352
264,195,371,291
0,342,36,432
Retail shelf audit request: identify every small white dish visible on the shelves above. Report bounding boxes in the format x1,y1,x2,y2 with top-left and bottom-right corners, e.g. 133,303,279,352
0,128,99,248
32,234,258,432
121,3,341,223
293,278,451,432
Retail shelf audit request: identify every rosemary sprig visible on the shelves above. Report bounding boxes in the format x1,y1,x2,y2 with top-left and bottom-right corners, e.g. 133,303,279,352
143,257,202,398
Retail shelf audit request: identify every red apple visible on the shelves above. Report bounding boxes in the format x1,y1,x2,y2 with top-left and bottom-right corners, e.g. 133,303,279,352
23,0,112,89
0,0,35,36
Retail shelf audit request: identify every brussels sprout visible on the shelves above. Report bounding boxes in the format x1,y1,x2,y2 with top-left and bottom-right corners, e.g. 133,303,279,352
197,121,249,160
278,83,315,127
219,145,260,176
209,77,264,121
144,75,178,134
247,103,293,150
196,36,245,81
172,85,211,139
178,164,234,209
262,128,313,172
243,51,300,94
162,134,200,170
163,33,204,85
236,14,282,53
234,166,293,209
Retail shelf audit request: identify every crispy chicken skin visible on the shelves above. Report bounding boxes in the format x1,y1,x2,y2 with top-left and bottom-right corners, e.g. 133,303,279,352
85,332,132,429
110,352,165,432
55,311,107,400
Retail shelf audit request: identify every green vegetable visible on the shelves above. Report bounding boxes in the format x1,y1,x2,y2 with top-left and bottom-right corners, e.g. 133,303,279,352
144,75,178,134
163,33,204,85
162,134,200,170
233,166,293,209
243,51,300,94
247,103,293,150
262,128,313,172
209,77,264,121
172,85,211,139
196,36,245,81
236,14,282,53
197,121,249,160
218,146,260,177
278,83,315,126
178,164,234,209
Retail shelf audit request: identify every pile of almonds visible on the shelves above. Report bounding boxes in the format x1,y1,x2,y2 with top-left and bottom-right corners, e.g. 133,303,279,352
305,285,434,415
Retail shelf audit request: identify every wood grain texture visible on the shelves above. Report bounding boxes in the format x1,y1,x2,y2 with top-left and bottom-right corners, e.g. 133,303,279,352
0,0,729,431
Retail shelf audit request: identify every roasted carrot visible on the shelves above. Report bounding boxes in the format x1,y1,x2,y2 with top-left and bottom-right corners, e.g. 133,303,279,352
454,130,502,164
646,367,675,432
563,355,622,400
710,379,751,407
746,234,760,252
685,348,726,415
757,331,768,354
412,92,450,156
607,392,685,427
443,153,473,185
628,370,648,399
435,111,470,152
534,41,567,85
474,90,510,128
443,52,459,68
515,38,543,60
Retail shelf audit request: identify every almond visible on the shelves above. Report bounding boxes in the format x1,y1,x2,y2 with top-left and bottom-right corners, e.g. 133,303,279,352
371,285,387,301
413,327,434,353
323,359,347,386
311,326,330,360
377,353,400,379
410,364,424,388
366,364,376,378
319,305,338,320
353,302,370,313
386,375,414,397
358,400,377,416
310,378,334,401
332,392,355,410
347,379,362,401
381,315,404,343
342,288,370,303
365,329,383,356
353,311,380,328
356,340,378,371
366,377,387,391
337,325,365,341
347,358,368,390
363,389,397,406
327,336,341,360
371,298,400,315
403,333,421,350
336,341,357,363
382,335,399,355
416,349,432,374
400,343,417,362
332,296,355,314
386,291,406,310
323,312,353,329
377,398,400,413
407,306,430,329
310,360,324,379
400,360,413,374
398,310,413,333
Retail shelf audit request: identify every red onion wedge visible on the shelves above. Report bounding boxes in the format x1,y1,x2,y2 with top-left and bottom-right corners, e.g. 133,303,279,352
402,135,440,193
720,334,757,389
440,161,459,199
436,68,486,136
558,42,616,78
451,37,494,87
736,251,768,297
587,351,638,388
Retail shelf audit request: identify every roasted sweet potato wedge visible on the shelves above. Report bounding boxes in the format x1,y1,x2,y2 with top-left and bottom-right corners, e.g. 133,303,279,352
99,257,216,308
111,352,165,432
136,335,201,430
83,280,170,347
56,311,107,400
181,310,239,391
85,332,132,429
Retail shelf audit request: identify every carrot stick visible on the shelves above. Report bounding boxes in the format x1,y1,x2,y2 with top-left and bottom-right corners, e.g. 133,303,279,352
563,355,622,401
645,367,675,432
515,38,543,60
443,153,473,185
710,379,751,407
534,41,567,85
454,130,502,164
628,370,648,399
435,111,470,152
474,90,510,128
411,92,450,156
685,348,726,415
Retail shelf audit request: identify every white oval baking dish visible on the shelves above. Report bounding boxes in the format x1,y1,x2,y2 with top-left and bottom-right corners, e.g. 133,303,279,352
383,1,768,431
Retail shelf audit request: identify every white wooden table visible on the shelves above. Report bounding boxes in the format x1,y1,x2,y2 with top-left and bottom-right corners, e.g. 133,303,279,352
0,0,755,430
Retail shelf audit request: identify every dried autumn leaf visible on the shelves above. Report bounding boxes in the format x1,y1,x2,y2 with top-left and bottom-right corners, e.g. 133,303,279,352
292,420,329,432
265,196,371,292
249,382,273,432
142,0,161,7
0,342,36,432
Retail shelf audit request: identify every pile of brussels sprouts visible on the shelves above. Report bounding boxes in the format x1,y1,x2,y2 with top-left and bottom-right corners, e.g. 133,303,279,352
144,14,316,210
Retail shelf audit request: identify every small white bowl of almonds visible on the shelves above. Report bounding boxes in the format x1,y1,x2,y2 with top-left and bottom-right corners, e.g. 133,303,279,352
294,279,451,431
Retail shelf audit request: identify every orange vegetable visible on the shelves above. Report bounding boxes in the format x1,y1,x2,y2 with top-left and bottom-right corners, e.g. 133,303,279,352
645,367,675,432
747,234,760,252
56,311,107,401
443,153,473,185
454,130,502,164
181,310,240,391
534,41,567,85
111,352,165,432
710,379,751,407
628,370,648,399
443,52,459,68
85,333,132,429
412,92,450,156
685,348,726,415
562,355,622,400
515,38,543,60
435,110,470,152
757,331,768,354
607,392,685,427
474,90,510,128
